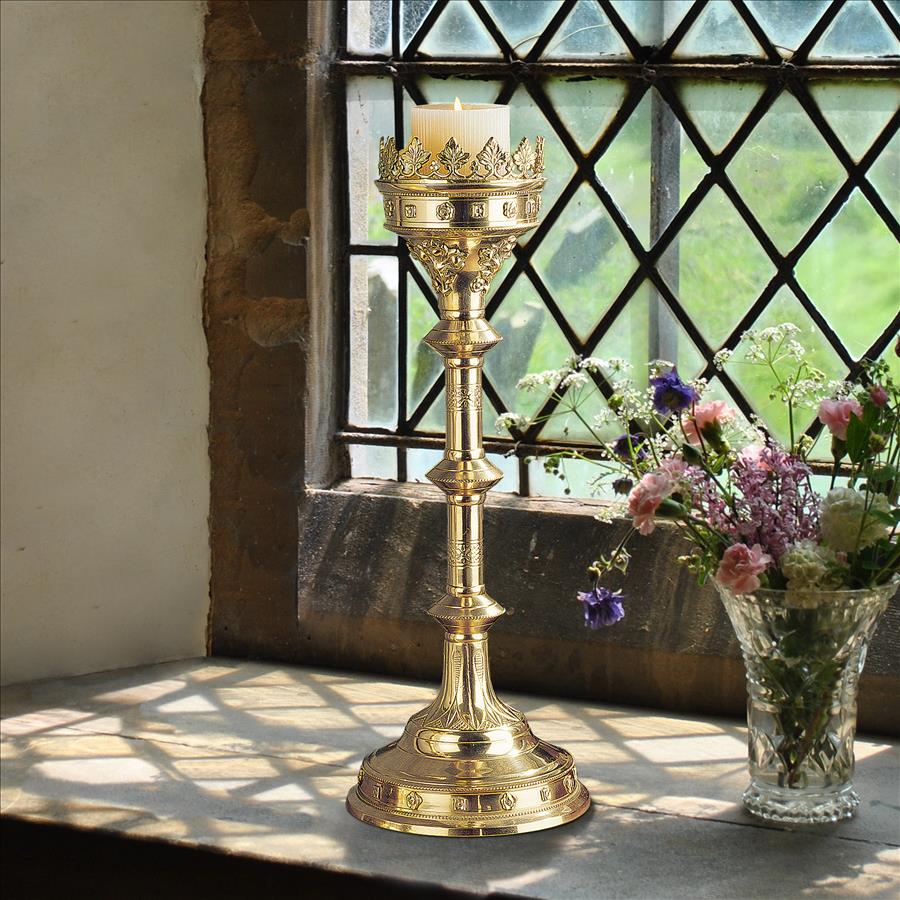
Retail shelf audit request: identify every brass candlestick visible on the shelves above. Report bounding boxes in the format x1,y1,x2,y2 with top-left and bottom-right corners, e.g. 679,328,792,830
346,135,590,837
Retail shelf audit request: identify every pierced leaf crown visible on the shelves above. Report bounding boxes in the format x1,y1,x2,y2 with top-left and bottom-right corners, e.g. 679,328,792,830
378,135,545,182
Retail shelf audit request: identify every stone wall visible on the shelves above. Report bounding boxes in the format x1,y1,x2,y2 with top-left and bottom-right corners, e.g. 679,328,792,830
204,1,310,658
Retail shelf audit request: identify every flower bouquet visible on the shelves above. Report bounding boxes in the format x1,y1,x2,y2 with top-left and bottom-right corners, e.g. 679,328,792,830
498,325,898,824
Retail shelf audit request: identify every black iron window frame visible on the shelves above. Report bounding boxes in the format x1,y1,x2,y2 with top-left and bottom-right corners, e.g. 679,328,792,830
334,0,900,494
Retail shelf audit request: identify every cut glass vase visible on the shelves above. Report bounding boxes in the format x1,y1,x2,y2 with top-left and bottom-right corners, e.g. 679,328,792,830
715,580,895,825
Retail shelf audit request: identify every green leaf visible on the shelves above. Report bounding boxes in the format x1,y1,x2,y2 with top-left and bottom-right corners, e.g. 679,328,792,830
657,498,686,518
867,508,897,525
682,444,703,465
867,464,896,485
845,413,869,463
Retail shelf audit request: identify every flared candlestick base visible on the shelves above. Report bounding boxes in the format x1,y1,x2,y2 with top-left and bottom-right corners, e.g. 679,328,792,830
347,729,590,837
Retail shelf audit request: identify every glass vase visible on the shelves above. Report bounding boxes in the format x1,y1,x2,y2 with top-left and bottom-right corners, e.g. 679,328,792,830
715,580,895,825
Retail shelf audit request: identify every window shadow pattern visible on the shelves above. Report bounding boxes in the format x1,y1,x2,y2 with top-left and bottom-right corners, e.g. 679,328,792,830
2,660,899,896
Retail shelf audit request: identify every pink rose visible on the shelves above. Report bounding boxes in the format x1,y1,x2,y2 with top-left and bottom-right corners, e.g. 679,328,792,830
716,543,772,594
869,385,889,408
817,398,862,441
627,471,674,535
683,401,735,446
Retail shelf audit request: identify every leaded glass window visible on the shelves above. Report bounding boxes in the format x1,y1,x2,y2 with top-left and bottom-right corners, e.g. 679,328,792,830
339,0,900,496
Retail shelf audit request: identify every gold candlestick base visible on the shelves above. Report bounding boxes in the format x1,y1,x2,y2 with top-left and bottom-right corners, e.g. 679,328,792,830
348,714,590,837
346,136,590,837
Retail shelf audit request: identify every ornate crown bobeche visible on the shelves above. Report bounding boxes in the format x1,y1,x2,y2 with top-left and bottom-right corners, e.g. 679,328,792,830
378,135,545,182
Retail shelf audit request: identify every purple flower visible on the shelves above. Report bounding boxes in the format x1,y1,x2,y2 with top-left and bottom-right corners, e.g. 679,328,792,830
613,433,648,461
685,445,820,563
577,586,625,629
649,368,699,414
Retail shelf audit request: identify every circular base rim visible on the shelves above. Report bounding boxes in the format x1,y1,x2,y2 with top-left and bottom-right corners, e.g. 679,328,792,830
347,783,591,837
742,784,859,825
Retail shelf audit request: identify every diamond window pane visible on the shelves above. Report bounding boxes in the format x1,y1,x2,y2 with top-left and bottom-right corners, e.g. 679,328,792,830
489,452,519,494
347,0,391,54
610,0,694,45
532,184,638,340
402,0,437,49
589,281,706,386
485,276,573,419
349,256,399,429
658,185,776,347
809,0,900,59
482,0,563,57
482,394,504,438
677,79,765,154
744,0,831,58
728,91,845,254
595,91,651,244
673,0,765,58
347,76,397,246
595,88,708,246
795,190,900,360
509,85,577,230
544,77,627,154
889,0,900,26
543,0,630,59
809,81,900,162
728,287,847,445
538,386,613,442
418,0,502,57
867,130,899,222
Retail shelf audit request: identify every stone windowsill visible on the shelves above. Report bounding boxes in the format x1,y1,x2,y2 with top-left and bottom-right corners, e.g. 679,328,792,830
1,659,898,898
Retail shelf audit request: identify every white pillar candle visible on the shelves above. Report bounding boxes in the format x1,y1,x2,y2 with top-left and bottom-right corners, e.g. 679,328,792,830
411,98,510,160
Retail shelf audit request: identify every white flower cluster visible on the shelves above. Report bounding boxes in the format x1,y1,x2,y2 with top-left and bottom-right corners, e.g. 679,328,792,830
713,348,733,370
825,378,854,399
605,357,632,375
559,370,590,390
781,540,842,591
516,368,569,392
495,412,528,431
647,359,675,377
740,323,801,362
820,488,890,553
594,502,627,524
615,385,655,420
573,356,632,376
787,368,829,408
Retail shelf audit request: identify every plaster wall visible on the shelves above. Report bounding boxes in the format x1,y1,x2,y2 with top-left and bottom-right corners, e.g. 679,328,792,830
1,1,209,683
